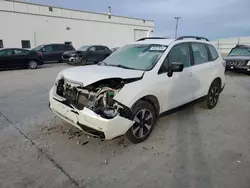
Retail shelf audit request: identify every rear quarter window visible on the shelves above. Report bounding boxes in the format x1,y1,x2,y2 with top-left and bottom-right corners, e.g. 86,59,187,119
207,44,219,60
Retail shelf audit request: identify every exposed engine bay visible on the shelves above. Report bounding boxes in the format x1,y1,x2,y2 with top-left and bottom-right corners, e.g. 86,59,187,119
55,78,140,119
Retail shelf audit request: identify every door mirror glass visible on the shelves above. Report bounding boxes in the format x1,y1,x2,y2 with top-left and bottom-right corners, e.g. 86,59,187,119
168,62,184,77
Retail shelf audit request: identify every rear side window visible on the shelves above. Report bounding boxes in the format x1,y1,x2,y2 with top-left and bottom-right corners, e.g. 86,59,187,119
207,45,219,60
0,49,13,56
14,49,30,55
191,43,208,65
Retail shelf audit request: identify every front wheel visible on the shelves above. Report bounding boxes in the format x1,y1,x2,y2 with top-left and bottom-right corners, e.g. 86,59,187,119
126,101,156,144
80,58,87,65
28,60,38,69
204,81,221,109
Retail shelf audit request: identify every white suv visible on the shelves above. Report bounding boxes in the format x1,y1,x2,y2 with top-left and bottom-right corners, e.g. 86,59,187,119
49,36,226,143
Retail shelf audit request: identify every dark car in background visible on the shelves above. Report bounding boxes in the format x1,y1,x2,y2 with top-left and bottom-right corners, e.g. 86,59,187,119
0,48,44,70
224,45,250,73
65,45,112,65
32,43,75,63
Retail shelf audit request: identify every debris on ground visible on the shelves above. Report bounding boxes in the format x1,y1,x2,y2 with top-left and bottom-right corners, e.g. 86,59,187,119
142,146,148,151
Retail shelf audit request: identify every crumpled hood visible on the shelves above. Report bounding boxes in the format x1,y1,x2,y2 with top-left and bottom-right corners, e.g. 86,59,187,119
60,65,144,87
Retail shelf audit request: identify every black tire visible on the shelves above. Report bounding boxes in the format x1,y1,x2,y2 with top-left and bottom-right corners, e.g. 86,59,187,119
126,101,156,144
204,80,221,109
28,60,38,69
80,58,87,65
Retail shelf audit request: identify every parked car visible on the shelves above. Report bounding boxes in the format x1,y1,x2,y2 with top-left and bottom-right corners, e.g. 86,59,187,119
32,43,75,63
65,45,112,65
0,48,44,69
224,45,250,73
49,36,226,143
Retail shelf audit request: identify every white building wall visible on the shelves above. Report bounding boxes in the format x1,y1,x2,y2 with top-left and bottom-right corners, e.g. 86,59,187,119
0,0,154,49
211,36,250,55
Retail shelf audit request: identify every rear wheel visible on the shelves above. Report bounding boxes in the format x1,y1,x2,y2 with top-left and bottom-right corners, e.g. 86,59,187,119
126,101,156,144
28,60,38,69
204,80,221,109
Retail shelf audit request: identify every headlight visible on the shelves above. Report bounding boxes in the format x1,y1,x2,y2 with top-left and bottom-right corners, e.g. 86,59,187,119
247,60,250,66
55,71,64,84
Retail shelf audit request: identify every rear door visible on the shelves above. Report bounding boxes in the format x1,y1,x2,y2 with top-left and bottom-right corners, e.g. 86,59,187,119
189,42,212,98
12,49,31,67
96,46,108,61
0,49,15,68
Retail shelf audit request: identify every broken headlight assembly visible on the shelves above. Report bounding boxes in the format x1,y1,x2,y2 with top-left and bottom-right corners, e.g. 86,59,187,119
55,78,127,119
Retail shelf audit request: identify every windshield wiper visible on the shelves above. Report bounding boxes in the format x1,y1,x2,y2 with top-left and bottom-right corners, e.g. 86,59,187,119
106,64,137,70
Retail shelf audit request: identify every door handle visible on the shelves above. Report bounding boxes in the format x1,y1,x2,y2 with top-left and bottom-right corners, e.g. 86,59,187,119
188,72,193,76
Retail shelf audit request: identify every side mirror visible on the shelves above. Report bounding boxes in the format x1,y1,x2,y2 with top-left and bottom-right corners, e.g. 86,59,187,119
41,48,46,52
167,62,184,77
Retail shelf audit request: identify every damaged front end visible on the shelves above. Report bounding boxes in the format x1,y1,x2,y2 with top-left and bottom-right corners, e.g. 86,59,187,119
55,77,138,120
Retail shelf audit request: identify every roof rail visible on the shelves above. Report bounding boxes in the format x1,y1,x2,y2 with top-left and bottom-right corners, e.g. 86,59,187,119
176,36,209,41
136,37,169,42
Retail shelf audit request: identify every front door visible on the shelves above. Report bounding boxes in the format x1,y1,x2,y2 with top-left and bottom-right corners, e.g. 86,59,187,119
156,43,197,111
41,45,54,62
87,46,99,62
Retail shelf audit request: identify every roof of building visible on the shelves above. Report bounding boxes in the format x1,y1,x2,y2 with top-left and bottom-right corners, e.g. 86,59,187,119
4,0,154,22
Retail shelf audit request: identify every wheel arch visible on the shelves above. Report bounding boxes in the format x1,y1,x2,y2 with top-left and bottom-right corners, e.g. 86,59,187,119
131,95,160,116
212,77,222,87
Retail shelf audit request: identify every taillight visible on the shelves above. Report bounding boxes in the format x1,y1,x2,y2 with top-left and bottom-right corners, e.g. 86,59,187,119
37,52,43,56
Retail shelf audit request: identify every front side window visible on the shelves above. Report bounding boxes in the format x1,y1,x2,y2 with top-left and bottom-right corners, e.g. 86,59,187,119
103,44,167,71
89,47,96,52
32,45,44,52
0,50,13,56
14,49,30,55
207,44,219,60
43,45,53,52
191,43,209,65
228,48,250,56
159,43,190,73
168,43,191,67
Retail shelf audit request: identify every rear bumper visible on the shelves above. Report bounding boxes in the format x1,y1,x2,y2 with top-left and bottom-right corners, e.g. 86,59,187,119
49,88,134,140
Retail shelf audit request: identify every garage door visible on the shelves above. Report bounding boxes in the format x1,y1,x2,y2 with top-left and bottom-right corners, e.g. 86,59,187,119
134,29,148,41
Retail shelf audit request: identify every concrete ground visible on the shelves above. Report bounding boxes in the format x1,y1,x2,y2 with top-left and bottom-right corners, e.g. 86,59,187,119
0,64,250,188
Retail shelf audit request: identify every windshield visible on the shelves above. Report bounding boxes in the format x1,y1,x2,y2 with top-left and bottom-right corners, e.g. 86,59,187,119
32,45,44,51
102,44,167,71
78,45,90,51
229,48,250,56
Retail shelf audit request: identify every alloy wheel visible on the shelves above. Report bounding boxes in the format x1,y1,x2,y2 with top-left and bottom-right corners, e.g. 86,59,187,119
208,86,219,106
132,109,153,138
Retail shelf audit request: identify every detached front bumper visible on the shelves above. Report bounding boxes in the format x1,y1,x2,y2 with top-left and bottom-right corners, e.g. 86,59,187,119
49,88,134,140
